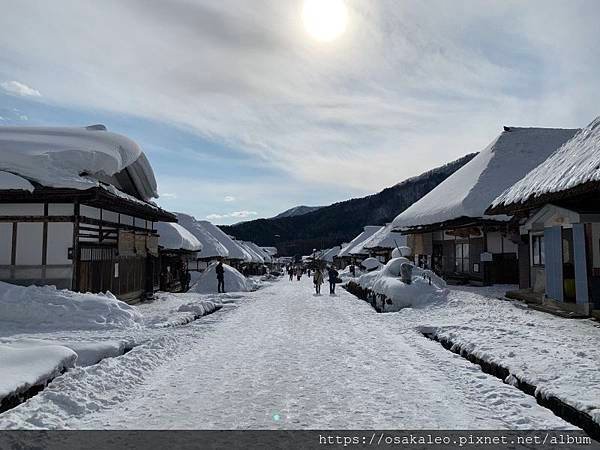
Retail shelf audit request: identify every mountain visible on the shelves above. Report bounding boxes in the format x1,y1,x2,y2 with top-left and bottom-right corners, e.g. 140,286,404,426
221,153,477,256
273,205,323,219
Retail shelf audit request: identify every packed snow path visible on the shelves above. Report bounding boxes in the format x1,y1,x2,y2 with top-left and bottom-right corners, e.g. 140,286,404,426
0,277,570,429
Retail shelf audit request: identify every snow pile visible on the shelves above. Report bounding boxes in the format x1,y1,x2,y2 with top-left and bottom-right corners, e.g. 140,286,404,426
190,263,252,294
156,221,202,252
177,300,220,317
338,226,383,258
361,257,382,271
391,246,412,258
338,265,361,281
358,258,447,312
0,126,159,201
0,281,143,334
0,343,77,403
393,127,579,229
492,116,600,209
176,213,229,259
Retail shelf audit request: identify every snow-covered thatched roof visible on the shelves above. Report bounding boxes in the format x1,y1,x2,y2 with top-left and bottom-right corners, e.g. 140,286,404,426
320,245,342,262
0,125,159,201
392,127,579,230
238,241,264,264
338,226,383,258
490,117,600,212
198,221,252,261
176,213,229,259
156,222,203,252
363,223,407,250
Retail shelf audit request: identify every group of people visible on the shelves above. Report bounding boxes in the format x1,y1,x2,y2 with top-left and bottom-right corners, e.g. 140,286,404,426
285,264,340,295
313,266,339,295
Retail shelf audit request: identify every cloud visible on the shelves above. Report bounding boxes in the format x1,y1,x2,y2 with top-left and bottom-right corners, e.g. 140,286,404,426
207,210,258,220
224,195,236,202
1,0,599,193
160,192,178,199
1,80,41,97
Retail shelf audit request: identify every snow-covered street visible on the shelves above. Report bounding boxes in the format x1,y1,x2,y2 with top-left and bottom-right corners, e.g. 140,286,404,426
0,277,574,430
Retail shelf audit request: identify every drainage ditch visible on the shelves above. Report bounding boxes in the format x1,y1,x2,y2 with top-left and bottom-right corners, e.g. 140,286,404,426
422,331,599,441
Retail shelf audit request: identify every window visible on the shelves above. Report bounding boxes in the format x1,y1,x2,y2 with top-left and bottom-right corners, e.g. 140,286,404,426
455,242,470,273
532,234,545,266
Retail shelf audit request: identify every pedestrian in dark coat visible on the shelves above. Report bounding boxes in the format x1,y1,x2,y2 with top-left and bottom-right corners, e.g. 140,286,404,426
216,261,225,293
327,266,339,295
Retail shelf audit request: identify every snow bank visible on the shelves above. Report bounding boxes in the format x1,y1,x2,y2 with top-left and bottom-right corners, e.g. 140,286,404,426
0,126,159,201
0,281,143,334
392,127,579,229
190,263,252,294
492,116,600,209
177,301,220,317
0,343,77,403
361,257,382,271
156,221,202,252
358,258,447,311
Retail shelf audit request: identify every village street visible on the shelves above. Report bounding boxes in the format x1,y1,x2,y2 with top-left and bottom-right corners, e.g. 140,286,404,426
0,277,573,430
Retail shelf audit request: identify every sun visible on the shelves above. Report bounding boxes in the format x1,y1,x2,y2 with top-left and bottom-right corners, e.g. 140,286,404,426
302,0,348,43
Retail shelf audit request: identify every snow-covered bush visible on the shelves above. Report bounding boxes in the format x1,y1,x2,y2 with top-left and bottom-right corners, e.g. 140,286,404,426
190,263,253,294
357,257,447,312
0,281,143,334
361,257,383,272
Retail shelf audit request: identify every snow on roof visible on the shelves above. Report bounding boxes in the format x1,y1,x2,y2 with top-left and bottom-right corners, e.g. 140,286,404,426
197,221,253,261
0,170,34,192
246,242,272,263
491,117,600,209
238,241,264,263
392,127,579,229
0,125,158,201
156,222,203,252
338,226,383,258
176,213,229,259
320,245,342,262
363,223,407,250
261,247,278,256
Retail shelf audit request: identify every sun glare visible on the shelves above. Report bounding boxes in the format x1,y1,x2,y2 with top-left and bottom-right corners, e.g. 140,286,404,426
302,0,348,43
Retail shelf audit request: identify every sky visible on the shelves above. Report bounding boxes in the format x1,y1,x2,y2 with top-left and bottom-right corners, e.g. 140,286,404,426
1,0,599,224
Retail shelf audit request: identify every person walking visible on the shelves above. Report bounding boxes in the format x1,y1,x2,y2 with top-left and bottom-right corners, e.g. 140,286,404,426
327,266,339,295
288,265,294,281
216,261,225,293
296,266,302,281
313,268,324,295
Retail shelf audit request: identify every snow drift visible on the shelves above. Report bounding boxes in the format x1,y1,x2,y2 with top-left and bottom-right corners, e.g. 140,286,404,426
190,263,252,294
0,281,143,334
0,344,77,404
357,258,447,312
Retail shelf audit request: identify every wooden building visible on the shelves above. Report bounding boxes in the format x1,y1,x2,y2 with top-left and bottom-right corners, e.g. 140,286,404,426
334,226,382,269
156,221,202,292
392,126,579,285
488,117,600,316
362,223,408,263
0,126,176,302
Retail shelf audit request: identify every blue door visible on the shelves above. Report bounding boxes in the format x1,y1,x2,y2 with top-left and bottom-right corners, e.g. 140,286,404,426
573,223,589,306
544,226,563,302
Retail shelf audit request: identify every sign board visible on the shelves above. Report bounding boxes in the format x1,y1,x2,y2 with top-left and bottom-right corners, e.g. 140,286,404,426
146,234,159,257
118,230,135,256
480,252,493,262
135,233,147,256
